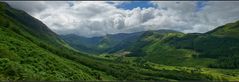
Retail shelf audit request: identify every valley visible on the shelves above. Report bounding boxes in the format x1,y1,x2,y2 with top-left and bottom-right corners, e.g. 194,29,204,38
0,2,239,81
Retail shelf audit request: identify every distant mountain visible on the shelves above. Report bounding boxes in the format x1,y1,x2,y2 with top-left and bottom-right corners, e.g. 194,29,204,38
2,2,228,80
61,34,102,53
62,22,239,69
3,2,239,81
61,29,179,54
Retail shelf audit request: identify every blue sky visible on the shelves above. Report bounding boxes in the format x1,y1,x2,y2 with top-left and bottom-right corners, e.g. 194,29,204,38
116,1,155,10
196,1,207,12
115,1,207,11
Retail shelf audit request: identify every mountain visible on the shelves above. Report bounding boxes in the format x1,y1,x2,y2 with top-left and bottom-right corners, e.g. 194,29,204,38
0,2,232,81
61,29,179,54
207,21,239,38
126,20,239,68
60,34,102,53
2,2,234,81
61,20,239,69
61,31,143,54
167,20,239,68
0,2,108,80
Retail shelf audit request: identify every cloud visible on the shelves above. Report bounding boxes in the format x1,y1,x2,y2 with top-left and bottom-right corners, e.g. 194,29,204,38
151,1,239,33
5,1,239,37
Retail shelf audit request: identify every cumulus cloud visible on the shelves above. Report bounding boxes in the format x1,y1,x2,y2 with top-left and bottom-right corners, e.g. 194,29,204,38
151,1,239,33
5,1,239,37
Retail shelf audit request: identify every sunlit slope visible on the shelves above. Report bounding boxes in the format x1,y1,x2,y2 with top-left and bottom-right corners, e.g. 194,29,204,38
208,20,239,38
126,31,213,67
167,20,239,68
128,20,239,68
0,2,114,80
1,2,238,81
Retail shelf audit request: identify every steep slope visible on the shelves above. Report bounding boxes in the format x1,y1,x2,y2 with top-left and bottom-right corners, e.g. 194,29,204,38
0,3,65,46
167,20,239,68
127,20,239,68
207,20,239,38
1,2,238,81
0,2,114,80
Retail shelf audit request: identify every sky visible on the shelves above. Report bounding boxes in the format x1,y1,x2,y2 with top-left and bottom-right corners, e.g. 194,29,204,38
5,1,239,37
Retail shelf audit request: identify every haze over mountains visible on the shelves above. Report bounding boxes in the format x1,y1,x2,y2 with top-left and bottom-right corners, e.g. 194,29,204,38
61,20,239,69
1,2,239,81
60,29,179,54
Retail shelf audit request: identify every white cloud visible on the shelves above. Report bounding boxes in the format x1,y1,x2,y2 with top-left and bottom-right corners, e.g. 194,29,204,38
151,1,239,33
5,1,239,37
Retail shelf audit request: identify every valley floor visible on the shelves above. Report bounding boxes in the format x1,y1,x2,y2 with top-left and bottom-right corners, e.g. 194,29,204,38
96,54,239,81
1,2,239,81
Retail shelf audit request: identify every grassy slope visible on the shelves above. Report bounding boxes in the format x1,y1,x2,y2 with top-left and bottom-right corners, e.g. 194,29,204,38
0,2,115,80
208,20,239,38
0,2,238,81
127,31,215,67
166,20,239,68
127,20,239,69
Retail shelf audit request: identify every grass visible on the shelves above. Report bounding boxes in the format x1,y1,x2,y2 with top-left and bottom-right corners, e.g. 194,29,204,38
1,2,239,81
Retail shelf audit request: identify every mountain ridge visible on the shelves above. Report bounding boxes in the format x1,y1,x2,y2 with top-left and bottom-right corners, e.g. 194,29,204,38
1,2,239,81
61,29,180,54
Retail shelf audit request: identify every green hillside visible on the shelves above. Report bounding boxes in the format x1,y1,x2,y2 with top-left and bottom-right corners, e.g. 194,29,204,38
126,31,212,67
1,2,239,81
61,30,178,54
61,31,145,54
167,20,239,69
0,2,114,80
126,20,239,69
208,20,239,38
